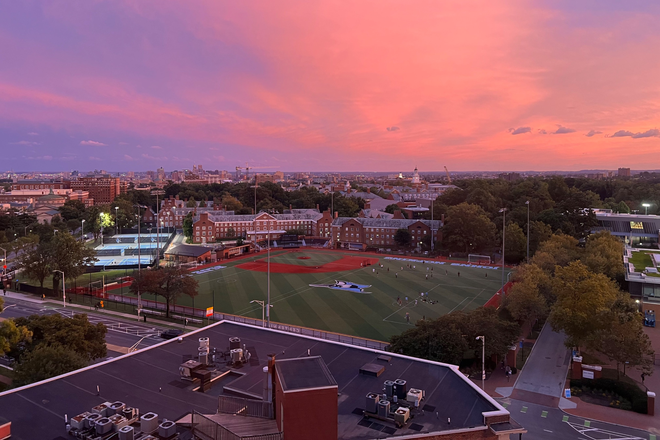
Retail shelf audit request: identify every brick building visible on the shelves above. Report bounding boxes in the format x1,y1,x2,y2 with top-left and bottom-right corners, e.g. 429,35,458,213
11,179,69,190
69,176,123,205
332,216,442,249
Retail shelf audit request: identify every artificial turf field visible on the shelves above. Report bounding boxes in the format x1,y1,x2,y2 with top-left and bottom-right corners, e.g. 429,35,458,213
145,250,510,342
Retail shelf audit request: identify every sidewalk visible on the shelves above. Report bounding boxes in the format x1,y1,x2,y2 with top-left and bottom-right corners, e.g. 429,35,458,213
1,289,189,330
469,366,516,398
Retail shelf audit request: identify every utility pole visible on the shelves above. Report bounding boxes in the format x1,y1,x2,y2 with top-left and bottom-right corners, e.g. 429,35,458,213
525,201,530,263
499,208,507,294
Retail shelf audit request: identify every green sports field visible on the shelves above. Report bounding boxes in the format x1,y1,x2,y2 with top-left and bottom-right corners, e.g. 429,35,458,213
142,250,511,342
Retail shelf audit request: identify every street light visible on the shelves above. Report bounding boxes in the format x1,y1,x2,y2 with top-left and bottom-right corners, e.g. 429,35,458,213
134,204,149,320
53,269,66,308
499,208,507,294
525,201,530,264
114,206,119,235
642,203,651,215
151,190,165,268
250,299,273,327
476,335,485,390
81,219,85,241
267,222,272,327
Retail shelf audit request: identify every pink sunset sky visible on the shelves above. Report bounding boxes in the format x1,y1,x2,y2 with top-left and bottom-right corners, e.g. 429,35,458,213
1,0,660,172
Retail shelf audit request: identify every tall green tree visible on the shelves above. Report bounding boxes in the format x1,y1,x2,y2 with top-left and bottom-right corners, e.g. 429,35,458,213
549,261,620,349
504,223,527,264
0,319,32,356
13,344,88,386
12,313,107,361
50,232,97,295
394,229,412,247
130,267,198,318
183,212,194,241
581,231,624,280
443,203,496,253
390,318,468,364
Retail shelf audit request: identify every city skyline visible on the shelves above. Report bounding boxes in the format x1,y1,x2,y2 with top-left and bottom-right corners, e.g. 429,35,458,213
2,1,660,171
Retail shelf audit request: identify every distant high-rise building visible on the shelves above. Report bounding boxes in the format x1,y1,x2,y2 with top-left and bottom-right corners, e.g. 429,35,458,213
69,176,122,205
618,167,631,177
157,167,165,181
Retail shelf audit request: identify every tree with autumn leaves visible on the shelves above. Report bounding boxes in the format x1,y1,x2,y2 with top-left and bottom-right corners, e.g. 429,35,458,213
130,266,198,318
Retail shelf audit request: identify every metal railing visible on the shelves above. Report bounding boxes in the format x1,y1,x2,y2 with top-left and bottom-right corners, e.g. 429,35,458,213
218,396,273,419
191,411,282,440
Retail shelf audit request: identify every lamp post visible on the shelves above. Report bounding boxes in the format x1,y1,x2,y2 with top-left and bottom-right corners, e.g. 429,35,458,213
525,201,530,263
81,219,85,242
134,204,149,320
431,199,435,253
53,269,66,308
250,300,273,327
114,206,119,235
151,190,165,268
499,208,507,294
267,222,272,328
476,335,485,390
642,203,651,215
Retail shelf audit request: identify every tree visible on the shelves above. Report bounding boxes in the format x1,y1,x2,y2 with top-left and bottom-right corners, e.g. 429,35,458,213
12,313,107,362
443,203,496,253
504,271,548,323
58,199,86,222
221,194,243,212
529,220,553,257
186,196,197,208
548,262,620,349
504,223,526,264
588,296,654,379
130,267,198,318
226,227,236,238
389,318,468,365
13,344,87,386
183,212,193,241
49,232,97,295
17,240,53,287
385,204,401,215
394,229,412,247
582,231,624,280
0,320,32,357
530,234,581,275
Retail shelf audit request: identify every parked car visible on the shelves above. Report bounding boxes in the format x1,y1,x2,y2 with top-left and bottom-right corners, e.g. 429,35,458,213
160,328,184,339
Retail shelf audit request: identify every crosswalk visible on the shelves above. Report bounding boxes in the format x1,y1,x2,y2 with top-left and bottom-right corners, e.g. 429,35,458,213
46,307,162,338
566,421,645,440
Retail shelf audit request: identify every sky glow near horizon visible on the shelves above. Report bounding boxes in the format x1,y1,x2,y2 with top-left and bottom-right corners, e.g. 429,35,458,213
1,1,660,172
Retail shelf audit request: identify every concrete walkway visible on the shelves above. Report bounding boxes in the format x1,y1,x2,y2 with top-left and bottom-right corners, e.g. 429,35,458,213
510,322,571,407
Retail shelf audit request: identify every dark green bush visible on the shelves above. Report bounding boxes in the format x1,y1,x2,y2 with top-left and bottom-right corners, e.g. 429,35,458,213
570,378,647,414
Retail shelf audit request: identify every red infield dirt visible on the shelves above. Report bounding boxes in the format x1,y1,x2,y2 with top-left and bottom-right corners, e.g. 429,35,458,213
237,255,380,274
297,256,311,259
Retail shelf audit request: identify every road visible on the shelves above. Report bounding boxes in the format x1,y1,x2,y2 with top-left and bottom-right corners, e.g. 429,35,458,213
0,297,167,358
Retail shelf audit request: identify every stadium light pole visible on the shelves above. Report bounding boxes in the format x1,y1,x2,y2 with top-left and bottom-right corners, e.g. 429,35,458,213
53,269,66,308
642,203,651,215
499,208,507,295
81,219,85,242
525,201,530,263
151,190,165,268
114,206,119,235
134,204,149,320
267,222,271,328
476,336,485,390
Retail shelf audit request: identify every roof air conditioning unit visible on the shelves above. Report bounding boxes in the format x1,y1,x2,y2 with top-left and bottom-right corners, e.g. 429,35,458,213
394,407,410,425
406,388,424,406
118,425,134,440
109,414,129,430
229,337,241,350
122,407,138,420
71,412,91,430
140,412,159,434
92,402,113,417
110,401,125,414
198,350,209,365
365,393,379,414
377,400,390,418
231,348,243,364
384,380,394,397
85,413,102,426
199,337,210,350
394,379,407,399
159,420,177,438
95,417,113,435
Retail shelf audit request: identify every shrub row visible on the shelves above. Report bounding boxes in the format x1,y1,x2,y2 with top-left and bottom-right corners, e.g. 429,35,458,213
570,378,647,414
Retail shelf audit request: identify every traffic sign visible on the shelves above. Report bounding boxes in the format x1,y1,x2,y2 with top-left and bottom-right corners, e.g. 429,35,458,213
205,307,213,317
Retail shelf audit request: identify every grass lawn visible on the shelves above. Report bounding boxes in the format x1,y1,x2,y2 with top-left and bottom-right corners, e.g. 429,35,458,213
115,250,511,342
629,251,653,272
18,269,130,290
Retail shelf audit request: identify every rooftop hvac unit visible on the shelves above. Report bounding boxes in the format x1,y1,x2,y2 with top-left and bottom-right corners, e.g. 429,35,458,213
377,400,390,418
199,337,210,350
95,417,113,435
71,412,91,430
158,420,177,438
394,379,407,399
198,350,209,365
406,388,424,406
140,412,159,434
229,337,241,350
394,407,410,425
365,393,380,414
110,401,125,414
384,380,394,397
109,414,129,430
92,402,113,417
180,359,203,378
231,348,243,364
85,413,102,425
118,425,134,440
122,407,138,420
